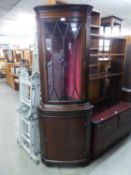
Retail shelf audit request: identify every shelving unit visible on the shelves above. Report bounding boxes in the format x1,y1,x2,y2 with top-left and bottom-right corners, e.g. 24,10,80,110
89,37,126,101
89,11,126,102
89,13,131,159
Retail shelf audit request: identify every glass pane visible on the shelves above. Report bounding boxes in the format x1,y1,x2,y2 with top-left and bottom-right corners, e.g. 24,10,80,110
44,21,83,101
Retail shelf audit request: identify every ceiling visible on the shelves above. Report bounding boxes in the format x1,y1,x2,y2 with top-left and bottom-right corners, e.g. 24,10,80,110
0,0,21,19
0,0,131,38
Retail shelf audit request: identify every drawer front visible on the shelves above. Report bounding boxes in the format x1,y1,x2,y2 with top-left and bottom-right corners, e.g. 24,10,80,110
119,108,131,128
96,116,118,141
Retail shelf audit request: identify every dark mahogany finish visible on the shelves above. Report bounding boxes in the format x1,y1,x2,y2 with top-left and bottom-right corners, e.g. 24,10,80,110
91,101,131,159
38,103,93,166
34,4,93,166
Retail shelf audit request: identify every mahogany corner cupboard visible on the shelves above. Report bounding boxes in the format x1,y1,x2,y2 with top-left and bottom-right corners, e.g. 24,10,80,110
34,4,93,166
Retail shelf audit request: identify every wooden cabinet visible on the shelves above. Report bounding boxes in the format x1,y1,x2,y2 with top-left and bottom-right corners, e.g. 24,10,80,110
89,12,131,160
91,101,131,159
38,104,92,165
35,4,93,166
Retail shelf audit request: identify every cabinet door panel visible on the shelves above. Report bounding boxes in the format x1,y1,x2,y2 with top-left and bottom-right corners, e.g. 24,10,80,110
97,116,118,141
39,115,90,161
119,109,131,128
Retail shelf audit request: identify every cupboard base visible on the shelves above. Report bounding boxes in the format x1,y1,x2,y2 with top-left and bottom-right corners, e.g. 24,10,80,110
91,101,131,159
41,156,90,167
38,103,93,167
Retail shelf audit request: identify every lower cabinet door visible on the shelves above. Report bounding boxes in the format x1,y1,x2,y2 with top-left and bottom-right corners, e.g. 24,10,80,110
119,108,131,129
91,115,118,158
91,106,131,159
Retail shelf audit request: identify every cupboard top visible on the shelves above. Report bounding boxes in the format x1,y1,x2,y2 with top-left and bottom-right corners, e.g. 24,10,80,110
92,101,131,124
34,4,93,14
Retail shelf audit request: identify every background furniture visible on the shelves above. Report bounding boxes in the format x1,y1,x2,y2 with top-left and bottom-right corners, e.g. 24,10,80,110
5,63,19,90
101,16,123,34
89,13,131,159
0,61,6,80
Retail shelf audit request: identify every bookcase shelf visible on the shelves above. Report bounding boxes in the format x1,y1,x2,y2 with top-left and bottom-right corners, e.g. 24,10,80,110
89,72,123,81
91,25,100,29
91,33,126,40
90,48,99,51
90,53,125,57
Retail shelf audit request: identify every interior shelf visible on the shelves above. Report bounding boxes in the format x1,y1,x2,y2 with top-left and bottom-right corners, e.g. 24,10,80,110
89,64,99,68
90,34,126,40
90,53,125,57
91,25,100,28
90,48,99,51
89,72,123,80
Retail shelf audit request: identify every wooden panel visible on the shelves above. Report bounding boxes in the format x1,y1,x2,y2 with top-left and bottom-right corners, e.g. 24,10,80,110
91,102,131,159
38,103,93,165
119,109,131,128
39,116,88,161
91,11,101,26
88,80,100,100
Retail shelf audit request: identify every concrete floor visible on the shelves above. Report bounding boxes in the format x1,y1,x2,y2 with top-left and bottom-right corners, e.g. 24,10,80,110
0,82,131,175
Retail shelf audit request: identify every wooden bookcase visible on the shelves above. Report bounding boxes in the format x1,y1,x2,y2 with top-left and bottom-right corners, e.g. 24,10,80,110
89,35,126,103
89,13,131,159
89,11,126,103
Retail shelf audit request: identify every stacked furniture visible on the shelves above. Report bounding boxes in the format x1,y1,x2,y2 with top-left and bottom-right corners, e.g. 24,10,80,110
35,4,131,166
101,16,122,34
